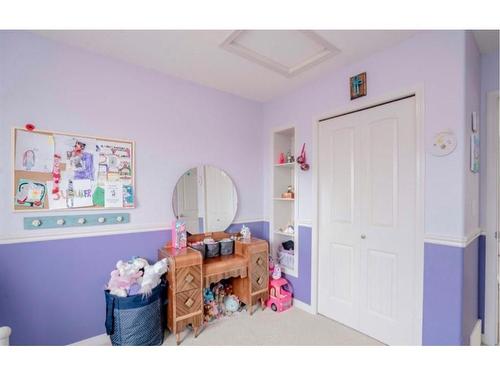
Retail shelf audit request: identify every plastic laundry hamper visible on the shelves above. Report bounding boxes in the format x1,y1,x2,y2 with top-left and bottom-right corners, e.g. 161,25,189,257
105,281,167,346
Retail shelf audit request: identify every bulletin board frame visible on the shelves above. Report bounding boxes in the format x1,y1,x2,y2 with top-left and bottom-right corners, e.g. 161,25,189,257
12,127,136,212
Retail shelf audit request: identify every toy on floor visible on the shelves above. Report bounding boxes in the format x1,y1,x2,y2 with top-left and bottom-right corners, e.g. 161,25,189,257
204,301,219,322
203,280,243,322
267,257,293,312
224,295,240,315
106,256,168,297
203,288,214,303
267,278,293,312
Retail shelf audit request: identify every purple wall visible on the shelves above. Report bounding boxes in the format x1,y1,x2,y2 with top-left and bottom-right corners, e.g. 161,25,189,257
227,221,269,242
283,225,312,304
0,220,271,345
0,230,169,345
423,243,464,345
422,239,480,345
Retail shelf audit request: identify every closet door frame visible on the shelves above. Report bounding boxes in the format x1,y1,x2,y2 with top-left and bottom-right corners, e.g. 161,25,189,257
311,87,425,345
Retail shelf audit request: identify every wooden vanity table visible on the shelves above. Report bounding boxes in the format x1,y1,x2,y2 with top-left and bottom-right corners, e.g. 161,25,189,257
158,233,269,344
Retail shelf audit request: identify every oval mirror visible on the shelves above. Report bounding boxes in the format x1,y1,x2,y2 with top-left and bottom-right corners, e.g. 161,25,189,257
172,165,238,233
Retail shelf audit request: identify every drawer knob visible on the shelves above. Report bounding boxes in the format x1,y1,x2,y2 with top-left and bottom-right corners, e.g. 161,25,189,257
257,276,263,285
184,298,194,308
184,274,194,283
256,257,263,266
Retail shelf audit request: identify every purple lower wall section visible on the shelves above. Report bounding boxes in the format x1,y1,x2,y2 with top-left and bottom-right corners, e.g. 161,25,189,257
478,235,486,332
0,220,268,346
227,221,269,241
1,221,481,345
423,242,464,345
0,230,170,346
422,239,480,345
283,225,312,305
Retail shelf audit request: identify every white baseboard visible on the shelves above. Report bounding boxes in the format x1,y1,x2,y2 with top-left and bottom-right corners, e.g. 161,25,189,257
470,319,482,346
293,299,315,314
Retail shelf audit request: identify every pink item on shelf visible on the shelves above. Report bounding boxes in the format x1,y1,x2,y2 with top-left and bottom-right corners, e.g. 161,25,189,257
266,278,293,313
278,152,285,164
172,219,187,249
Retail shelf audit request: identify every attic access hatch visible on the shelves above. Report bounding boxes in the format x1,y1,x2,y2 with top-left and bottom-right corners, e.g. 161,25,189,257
221,30,340,78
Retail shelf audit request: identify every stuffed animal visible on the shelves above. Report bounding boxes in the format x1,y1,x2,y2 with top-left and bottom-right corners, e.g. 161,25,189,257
240,225,251,240
139,258,168,296
107,269,142,297
224,295,240,315
203,288,214,303
272,264,282,280
116,257,148,278
204,301,219,322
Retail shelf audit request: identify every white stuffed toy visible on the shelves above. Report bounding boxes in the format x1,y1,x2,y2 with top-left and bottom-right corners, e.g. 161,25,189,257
116,257,148,277
140,258,168,296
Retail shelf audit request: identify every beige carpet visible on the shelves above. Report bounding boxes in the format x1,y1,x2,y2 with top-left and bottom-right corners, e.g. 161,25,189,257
73,307,383,346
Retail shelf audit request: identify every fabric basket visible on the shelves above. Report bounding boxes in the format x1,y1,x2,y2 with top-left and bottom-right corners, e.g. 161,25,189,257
191,242,206,259
205,242,220,258
105,281,167,346
219,239,234,256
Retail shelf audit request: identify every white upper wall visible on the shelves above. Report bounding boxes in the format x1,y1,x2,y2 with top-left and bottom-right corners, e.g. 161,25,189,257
0,31,264,242
464,31,481,238
262,30,470,239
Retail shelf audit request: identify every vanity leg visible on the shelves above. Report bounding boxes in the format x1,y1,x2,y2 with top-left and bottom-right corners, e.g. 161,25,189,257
249,304,254,316
194,326,199,338
176,333,181,345
260,298,265,310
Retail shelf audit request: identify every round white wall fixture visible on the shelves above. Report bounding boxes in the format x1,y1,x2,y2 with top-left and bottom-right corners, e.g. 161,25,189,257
430,131,457,156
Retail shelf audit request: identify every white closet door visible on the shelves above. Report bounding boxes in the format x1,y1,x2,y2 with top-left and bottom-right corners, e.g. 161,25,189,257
318,97,417,345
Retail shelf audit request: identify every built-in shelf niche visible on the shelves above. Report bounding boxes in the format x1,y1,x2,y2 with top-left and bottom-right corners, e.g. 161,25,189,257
271,126,298,277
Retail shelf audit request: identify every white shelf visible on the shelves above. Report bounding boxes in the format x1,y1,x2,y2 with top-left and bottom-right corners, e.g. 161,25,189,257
271,126,299,278
273,162,295,168
274,231,295,237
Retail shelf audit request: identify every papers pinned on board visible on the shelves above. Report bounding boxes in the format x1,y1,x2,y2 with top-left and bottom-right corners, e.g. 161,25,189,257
13,128,135,211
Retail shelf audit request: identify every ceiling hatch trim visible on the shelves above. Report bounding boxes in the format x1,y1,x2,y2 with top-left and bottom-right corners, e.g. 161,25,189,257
220,30,341,78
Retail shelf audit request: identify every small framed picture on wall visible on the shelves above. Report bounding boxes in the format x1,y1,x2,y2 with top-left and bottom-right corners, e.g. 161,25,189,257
350,72,367,100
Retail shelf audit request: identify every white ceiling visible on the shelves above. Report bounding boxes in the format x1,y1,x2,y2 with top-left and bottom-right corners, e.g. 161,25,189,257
35,30,419,102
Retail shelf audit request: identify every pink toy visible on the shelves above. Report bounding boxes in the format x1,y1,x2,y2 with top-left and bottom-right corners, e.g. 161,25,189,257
266,278,293,312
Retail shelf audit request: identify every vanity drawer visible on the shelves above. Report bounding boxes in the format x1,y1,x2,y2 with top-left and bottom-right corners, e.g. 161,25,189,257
176,265,201,293
176,289,202,317
251,252,268,292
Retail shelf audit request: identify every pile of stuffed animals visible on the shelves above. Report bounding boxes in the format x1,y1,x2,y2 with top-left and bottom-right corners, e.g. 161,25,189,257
106,257,168,297
203,280,241,323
